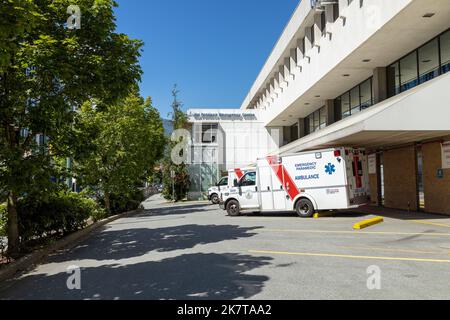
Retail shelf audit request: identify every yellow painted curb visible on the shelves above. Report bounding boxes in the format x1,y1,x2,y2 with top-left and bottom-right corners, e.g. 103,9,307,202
314,212,333,219
353,217,384,230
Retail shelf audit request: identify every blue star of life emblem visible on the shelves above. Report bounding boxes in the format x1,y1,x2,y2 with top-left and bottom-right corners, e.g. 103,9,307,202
325,163,336,175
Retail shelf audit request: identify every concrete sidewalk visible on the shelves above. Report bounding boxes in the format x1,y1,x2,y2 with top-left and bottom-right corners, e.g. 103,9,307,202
143,194,210,210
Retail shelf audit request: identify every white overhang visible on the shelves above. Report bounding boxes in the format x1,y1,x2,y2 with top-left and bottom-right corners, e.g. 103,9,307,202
274,73,450,155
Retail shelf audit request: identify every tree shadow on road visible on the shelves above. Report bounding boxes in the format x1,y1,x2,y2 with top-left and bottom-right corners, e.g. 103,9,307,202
49,224,263,262
1,253,272,300
140,204,217,217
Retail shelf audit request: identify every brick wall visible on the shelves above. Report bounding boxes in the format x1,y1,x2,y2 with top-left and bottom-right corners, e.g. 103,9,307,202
384,146,418,211
422,141,450,215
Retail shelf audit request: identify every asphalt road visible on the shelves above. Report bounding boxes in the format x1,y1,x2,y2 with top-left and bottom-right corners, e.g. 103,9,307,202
0,194,449,300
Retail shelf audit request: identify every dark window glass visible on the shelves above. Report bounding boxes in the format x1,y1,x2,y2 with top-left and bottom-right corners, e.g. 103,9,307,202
291,123,299,141
400,51,418,92
218,178,228,186
319,106,327,128
360,78,373,110
334,97,342,122
350,86,360,115
418,38,440,83
441,30,450,74
387,62,400,97
341,92,350,118
241,172,256,187
313,110,320,131
201,124,218,143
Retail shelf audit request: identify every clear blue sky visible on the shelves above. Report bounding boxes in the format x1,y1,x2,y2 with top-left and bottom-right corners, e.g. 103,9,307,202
115,0,300,119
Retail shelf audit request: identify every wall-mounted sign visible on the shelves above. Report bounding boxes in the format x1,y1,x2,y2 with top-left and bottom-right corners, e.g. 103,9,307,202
437,169,444,179
189,112,258,122
442,142,450,169
368,154,377,175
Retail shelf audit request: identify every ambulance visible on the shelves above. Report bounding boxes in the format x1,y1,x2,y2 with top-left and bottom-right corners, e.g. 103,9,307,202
219,148,370,217
208,167,254,204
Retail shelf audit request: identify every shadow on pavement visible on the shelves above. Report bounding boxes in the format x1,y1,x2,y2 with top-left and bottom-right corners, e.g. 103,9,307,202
49,224,262,262
1,253,272,300
140,204,216,217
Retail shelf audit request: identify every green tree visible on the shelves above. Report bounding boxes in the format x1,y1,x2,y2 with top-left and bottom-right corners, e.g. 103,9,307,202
0,0,143,256
162,85,190,202
77,92,165,214
0,0,41,69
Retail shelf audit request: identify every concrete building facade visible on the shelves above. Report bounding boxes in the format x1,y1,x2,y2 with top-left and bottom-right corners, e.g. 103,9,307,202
188,0,450,214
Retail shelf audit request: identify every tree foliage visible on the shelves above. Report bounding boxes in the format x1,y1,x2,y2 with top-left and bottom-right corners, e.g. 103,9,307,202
0,0,143,255
162,85,190,202
77,92,165,213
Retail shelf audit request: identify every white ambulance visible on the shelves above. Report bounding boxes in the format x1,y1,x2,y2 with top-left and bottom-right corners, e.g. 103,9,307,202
219,148,370,217
208,167,254,204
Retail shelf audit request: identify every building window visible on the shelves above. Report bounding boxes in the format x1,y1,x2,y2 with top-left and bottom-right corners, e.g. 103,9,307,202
360,78,373,110
387,62,400,97
335,77,373,119
291,123,299,141
341,92,350,119
387,29,449,97
350,86,360,115
306,106,327,134
441,29,450,74
418,38,440,83
193,124,218,144
400,51,418,92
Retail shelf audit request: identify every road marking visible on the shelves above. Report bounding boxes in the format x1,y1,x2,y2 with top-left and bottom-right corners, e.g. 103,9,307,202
249,250,450,264
411,220,450,229
339,245,445,255
260,228,450,237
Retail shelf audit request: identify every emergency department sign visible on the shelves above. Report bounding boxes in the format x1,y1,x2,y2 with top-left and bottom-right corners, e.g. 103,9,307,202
442,142,450,169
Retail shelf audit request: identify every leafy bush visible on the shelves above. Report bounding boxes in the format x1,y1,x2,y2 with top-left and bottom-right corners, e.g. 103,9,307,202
0,203,6,237
17,191,105,243
106,189,144,215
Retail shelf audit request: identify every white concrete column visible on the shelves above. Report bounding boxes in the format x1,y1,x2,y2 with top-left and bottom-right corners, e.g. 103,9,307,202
278,67,287,91
274,73,283,95
289,48,298,76
304,28,313,60
269,79,277,101
338,0,348,23
284,57,293,82
313,13,324,47
325,4,336,39
296,39,305,70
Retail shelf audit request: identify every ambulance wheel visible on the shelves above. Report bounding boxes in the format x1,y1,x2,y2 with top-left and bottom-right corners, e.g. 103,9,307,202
227,200,241,217
295,199,315,218
210,194,220,205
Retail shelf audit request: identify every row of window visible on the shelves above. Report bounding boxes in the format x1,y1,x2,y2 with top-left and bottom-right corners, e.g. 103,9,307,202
387,29,450,97
305,105,327,135
301,28,450,139
335,77,373,120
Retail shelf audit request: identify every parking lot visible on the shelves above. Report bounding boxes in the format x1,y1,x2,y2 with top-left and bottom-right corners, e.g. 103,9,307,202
0,194,449,300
